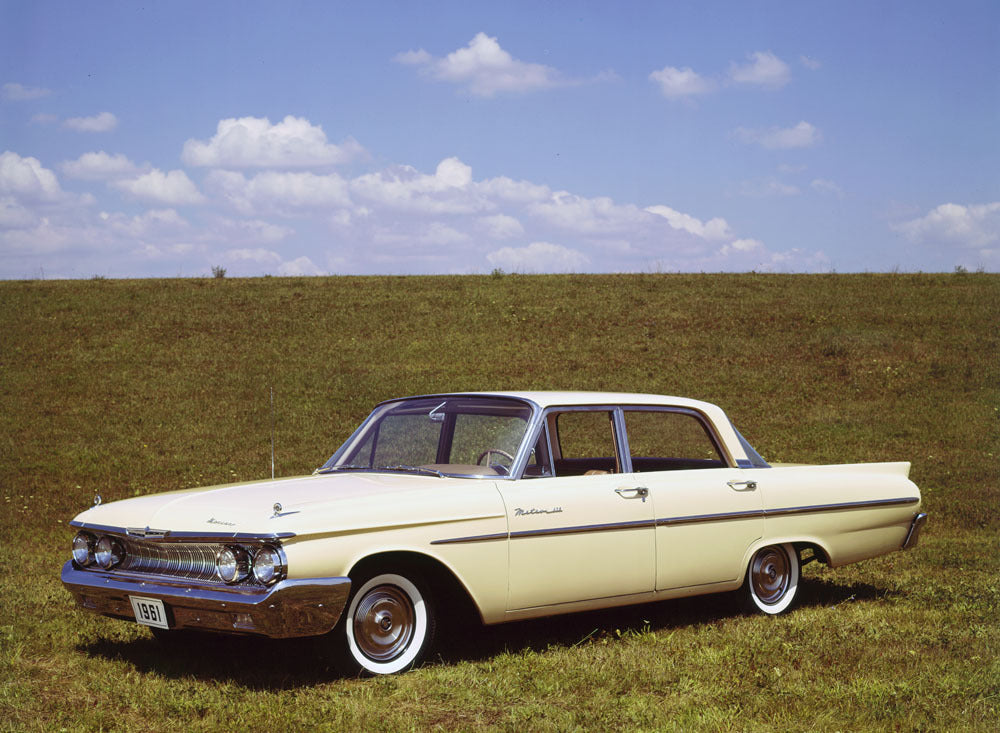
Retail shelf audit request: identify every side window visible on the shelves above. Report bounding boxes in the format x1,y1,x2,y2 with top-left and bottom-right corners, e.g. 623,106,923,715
624,410,726,472
553,410,619,475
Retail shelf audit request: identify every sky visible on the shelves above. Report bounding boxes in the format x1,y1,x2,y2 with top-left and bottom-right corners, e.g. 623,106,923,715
1,0,998,278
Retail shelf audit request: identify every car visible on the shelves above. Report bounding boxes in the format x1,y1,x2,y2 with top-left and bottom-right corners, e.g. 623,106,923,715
62,391,927,675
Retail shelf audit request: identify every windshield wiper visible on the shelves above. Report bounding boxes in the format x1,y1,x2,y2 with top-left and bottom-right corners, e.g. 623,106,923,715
377,464,444,477
314,464,371,475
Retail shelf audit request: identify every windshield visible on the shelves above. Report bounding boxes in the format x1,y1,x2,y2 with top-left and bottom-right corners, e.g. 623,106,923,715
320,396,535,477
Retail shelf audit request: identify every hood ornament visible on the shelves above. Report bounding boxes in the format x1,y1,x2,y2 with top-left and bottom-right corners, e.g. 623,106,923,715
272,502,283,517
93,494,102,506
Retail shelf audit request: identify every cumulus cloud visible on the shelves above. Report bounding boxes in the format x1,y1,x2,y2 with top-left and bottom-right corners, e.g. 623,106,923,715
206,169,350,215
734,121,820,149
478,213,524,239
277,256,325,276
487,241,590,272
645,205,731,240
894,202,1000,249
395,32,564,96
0,151,65,201
113,169,205,205
64,112,118,132
182,116,364,168
62,151,142,180
649,66,713,99
729,51,791,88
720,238,764,256
3,82,52,101
351,157,491,215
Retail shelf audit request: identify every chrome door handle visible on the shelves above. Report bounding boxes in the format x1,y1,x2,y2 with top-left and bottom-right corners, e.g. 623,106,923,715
615,487,649,501
727,480,758,491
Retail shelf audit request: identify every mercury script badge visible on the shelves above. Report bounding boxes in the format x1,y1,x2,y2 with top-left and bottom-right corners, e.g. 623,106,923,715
514,507,563,516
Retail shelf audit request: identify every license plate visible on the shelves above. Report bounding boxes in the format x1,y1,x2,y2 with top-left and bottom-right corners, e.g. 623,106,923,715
129,596,169,629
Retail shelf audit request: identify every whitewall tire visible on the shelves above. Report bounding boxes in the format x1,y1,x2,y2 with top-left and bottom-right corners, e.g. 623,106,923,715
342,572,435,675
744,543,800,615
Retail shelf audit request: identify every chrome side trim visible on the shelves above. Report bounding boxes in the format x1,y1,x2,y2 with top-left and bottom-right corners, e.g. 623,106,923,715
431,497,921,545
902,512,928,549
430,532,509,546
61,561,350,638
763,496,920,518
69,520,296,543
657,509,764,527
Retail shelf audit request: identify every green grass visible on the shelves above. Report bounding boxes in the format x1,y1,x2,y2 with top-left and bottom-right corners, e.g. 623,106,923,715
1,272,998,731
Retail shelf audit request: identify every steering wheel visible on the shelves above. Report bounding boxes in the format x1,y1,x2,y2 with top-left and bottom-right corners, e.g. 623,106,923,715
476,449,515,475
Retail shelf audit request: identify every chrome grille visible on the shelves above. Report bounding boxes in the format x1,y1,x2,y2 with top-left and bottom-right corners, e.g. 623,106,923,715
120,538,223,584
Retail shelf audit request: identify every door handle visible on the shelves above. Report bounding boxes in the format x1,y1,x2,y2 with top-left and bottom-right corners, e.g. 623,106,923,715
615,487,649,501
727,479,758,491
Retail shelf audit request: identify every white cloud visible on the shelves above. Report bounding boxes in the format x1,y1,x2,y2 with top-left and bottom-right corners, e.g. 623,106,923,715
62,151,141,180
810,178,844,197
395,32,564,96
351,157,491,215
738,178,801,197
0,197,38,229
182,116,364,168
206,169,350,215
729,51,791,88
720,238,764,256
646,205,731,240
64,112,118,132
486,241,590,272
528,192,650,235
895,202,1000,249
277,256,325,276
734,121,821,149
649,66,713,99
0,151,64,201
3,82,52,101
223,248,283,266
113,169,205,205
479,213,524,239
102,208,189,238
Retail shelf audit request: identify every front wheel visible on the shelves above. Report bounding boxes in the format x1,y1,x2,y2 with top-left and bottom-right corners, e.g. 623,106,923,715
338,571,436,675
742,543,800,615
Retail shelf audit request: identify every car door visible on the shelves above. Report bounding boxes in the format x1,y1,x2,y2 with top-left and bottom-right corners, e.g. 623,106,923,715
620,408,764,591
500,407,656,610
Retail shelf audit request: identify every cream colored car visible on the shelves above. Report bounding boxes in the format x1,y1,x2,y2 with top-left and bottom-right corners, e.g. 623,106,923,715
62,392,926,675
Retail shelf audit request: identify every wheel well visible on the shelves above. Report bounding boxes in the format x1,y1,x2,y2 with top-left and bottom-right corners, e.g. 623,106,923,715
347,551,483,626
793,542,831,567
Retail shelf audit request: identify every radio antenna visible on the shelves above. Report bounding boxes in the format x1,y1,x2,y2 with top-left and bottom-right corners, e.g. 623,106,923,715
270,386,275,480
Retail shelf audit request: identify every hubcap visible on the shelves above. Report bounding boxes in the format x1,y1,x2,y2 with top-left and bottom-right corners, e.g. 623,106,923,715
751,547,790,605
353,585,415,662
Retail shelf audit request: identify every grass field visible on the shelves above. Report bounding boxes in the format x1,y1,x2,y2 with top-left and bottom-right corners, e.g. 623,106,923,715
1,273,998,731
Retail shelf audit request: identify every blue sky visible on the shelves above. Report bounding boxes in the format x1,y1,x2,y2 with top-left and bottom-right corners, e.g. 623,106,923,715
2,0,998,277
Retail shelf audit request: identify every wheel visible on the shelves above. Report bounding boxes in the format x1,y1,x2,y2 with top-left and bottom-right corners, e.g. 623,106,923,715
743,543,800,615
339,571,436,675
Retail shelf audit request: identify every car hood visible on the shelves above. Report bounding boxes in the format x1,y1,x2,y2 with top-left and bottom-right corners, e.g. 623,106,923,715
70,471,499,538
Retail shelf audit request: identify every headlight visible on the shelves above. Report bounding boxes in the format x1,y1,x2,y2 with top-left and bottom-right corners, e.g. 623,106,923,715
216,545,250,584
252,544,285,585
94,535,125,569
72,531,96,566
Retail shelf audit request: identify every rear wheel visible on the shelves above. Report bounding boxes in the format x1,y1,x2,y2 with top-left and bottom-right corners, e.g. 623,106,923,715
337,571,436,675
743,543,800,614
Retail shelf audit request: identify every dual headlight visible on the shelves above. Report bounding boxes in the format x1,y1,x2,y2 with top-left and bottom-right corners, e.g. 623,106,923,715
71,531,285,586
214,544,285,586
72,531,123,569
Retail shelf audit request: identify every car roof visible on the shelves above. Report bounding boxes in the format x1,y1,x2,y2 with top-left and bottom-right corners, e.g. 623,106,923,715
398,391,721,412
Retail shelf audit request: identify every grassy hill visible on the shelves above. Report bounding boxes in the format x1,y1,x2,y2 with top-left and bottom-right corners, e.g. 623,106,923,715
2,273,998,730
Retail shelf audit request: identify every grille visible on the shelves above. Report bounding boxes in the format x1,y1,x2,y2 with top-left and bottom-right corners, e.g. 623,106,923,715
119,538,224,584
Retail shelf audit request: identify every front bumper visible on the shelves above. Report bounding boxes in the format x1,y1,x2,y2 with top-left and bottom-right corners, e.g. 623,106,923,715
61,561,351,638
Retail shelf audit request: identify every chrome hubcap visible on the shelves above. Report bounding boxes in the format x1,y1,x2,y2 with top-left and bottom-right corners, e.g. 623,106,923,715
751,547,790,604
354,585,415,661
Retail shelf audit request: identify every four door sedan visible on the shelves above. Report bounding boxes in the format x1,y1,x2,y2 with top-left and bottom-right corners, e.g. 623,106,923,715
62,392,927,674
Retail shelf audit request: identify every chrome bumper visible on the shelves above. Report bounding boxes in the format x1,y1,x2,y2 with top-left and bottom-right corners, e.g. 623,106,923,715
901,512,928,550
61,561,351,638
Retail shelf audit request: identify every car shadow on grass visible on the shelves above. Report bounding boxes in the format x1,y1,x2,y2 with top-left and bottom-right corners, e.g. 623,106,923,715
77,577,894,687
